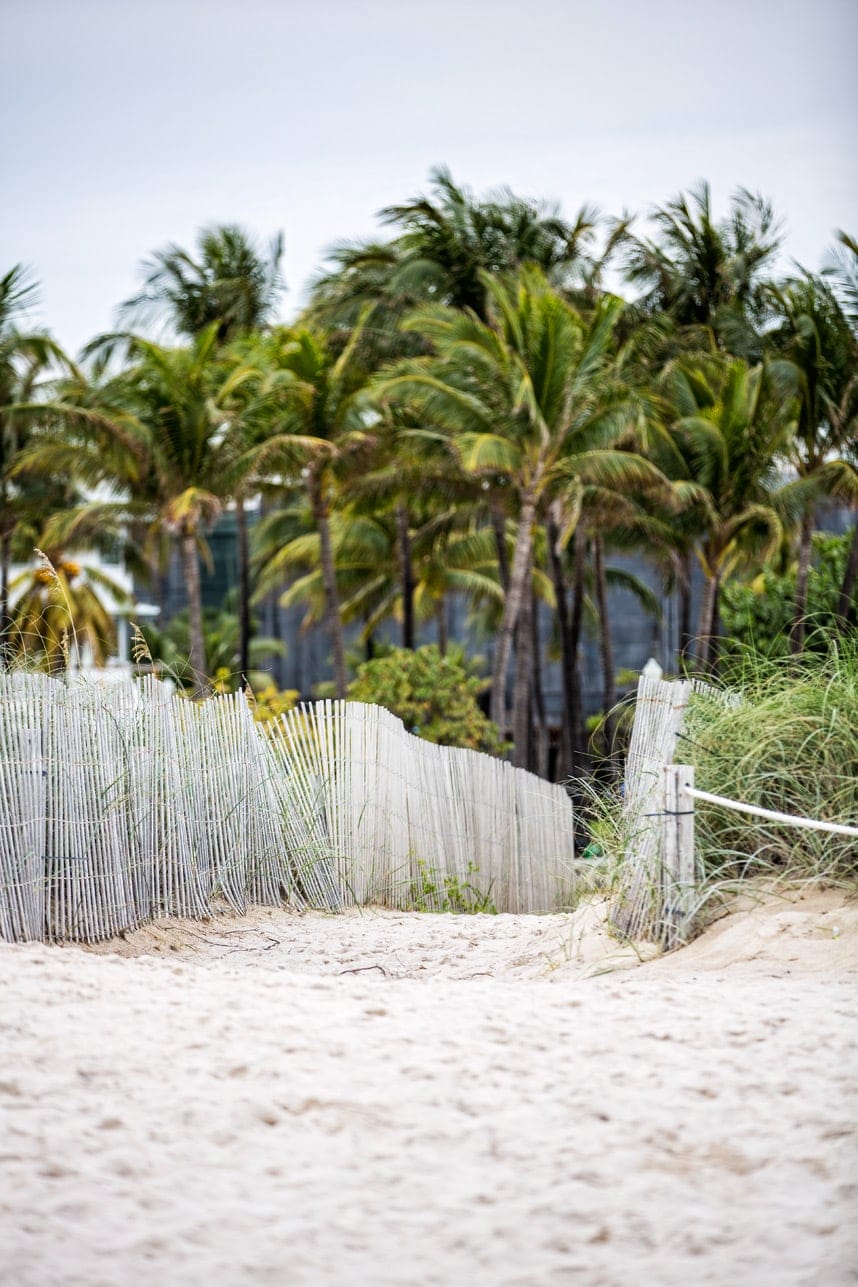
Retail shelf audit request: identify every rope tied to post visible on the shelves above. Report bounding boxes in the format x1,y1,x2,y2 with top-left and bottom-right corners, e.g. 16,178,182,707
683,784,858,839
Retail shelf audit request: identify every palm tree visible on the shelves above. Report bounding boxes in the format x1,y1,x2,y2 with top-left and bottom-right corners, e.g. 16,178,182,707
0,265,73,646
766,274,858,651
23,327,259,694
622,182,782,355
824,230,858,332
378,267,664,762
819,232,858,631
119,223,287,679
575,482,665,751
662,355,796,670
311,166,598,332
244,327,375,698
333,394,508,653
381,167,598,315
6,550,130,672
121,224,285,343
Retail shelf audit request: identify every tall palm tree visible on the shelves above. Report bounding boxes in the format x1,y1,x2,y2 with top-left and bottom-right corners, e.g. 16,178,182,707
622,182,782,355
662,355,796,670
335,394,507,652
22,327,260,694
0,265,73,646
378,267,664,762
245,326,374,698
119,223,286,679
767,274,858,650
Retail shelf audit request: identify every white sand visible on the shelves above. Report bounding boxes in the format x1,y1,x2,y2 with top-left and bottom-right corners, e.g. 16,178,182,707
1,888,856,1286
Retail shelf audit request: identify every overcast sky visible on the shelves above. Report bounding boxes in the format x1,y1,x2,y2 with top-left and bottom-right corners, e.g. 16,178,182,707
2,0,856,355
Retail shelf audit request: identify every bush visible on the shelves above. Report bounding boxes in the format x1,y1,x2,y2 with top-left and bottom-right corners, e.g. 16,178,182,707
248,682,299,724
347,644,504,754
720,531,854,659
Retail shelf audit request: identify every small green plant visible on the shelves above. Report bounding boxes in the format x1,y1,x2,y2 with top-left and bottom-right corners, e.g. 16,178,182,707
409,859,497,914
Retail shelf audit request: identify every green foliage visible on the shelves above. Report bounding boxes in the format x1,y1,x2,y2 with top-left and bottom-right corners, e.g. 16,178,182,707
121,224,285,343
5,187,857,788
721,531,855,658
409,859,497,914
685,640,858,879
141,605,284,693
248,682,299,724
6,553,129,671
347,643,504,753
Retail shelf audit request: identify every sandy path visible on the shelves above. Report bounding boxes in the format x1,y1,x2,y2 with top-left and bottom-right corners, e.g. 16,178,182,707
1,891,856,1286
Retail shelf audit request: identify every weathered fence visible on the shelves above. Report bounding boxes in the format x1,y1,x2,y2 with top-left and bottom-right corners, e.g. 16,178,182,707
607,675,739,948
0,674,576,943
608,674,694,946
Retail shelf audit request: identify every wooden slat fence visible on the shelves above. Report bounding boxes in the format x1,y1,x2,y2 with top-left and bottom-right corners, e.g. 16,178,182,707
0,675,576,943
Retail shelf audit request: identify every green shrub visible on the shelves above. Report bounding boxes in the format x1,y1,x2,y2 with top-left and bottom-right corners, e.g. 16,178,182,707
720,531,854,659
347,644,505,754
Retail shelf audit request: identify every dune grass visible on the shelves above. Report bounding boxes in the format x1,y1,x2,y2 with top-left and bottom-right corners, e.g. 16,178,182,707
683,636,858,883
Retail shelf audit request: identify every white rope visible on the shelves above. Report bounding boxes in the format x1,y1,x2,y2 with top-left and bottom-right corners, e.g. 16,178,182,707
684,784,858,839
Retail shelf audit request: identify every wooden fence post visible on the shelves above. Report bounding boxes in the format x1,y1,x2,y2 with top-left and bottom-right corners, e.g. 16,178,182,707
661,764,695,948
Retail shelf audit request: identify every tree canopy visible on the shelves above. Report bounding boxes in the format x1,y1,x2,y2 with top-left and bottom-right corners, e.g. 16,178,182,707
5,175,856,778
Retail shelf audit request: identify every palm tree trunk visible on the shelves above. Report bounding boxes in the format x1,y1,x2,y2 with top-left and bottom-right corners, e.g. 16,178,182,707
569,527,587,772
236,498,251,685
789,509,815,655
710,582,722,676
490,500,510,592
396,504,415,649
180,528,207,697
836,515,858,630
437,596,448,655
675,549,693,666
490,487,537,735
511,585,533,769
695,567,720,674
309,471,347,698
593,535,617,761
546,513,575,778
0,527,11,653
530,590,549,778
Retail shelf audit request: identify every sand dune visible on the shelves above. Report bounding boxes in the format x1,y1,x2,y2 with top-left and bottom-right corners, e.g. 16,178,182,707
1,887,856,1286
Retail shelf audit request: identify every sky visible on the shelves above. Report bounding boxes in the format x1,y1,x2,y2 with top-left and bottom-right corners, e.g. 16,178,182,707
2,0,857,355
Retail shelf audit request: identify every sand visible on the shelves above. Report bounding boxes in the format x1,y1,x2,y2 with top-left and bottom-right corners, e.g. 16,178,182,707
1,887,856,1286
